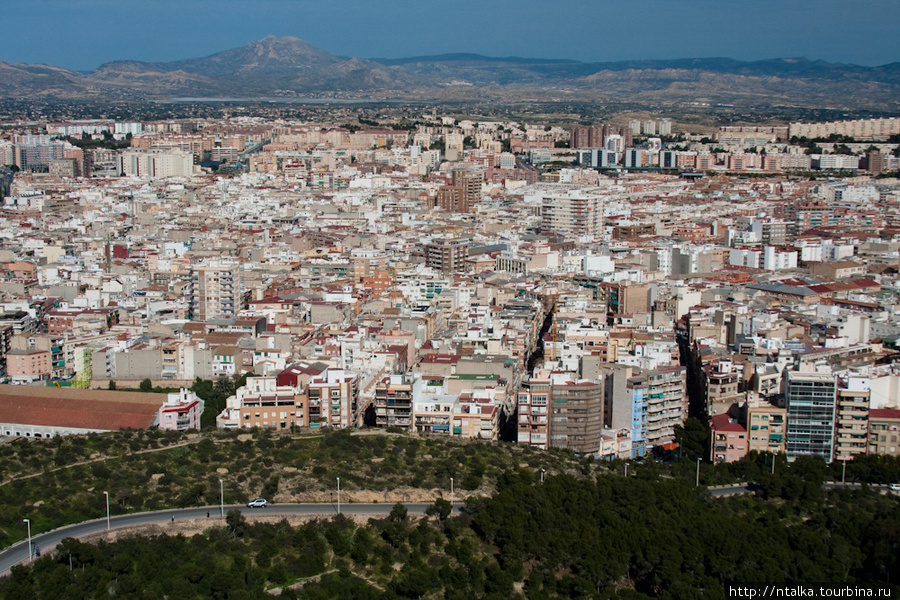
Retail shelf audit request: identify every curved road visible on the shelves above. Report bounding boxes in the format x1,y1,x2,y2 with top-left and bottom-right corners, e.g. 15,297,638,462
0,502,438,576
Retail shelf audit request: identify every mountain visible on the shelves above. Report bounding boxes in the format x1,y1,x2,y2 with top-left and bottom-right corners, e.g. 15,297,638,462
1,36,898,110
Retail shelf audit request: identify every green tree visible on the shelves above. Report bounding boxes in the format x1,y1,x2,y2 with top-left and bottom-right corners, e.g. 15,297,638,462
108,380,117,390
226,509,247,538
426,498,452,520
140,378,152,392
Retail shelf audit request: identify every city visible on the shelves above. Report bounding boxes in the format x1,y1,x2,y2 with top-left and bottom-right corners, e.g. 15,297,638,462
1,2,899,596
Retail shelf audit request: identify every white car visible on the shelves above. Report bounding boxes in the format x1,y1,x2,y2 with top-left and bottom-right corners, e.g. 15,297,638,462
246,498,268,508
889,483,900,492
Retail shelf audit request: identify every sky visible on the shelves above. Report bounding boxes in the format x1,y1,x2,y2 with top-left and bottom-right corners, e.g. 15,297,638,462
3,0,899,71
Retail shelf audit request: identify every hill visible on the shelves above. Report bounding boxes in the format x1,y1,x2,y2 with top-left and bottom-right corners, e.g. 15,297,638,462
1,37,898,110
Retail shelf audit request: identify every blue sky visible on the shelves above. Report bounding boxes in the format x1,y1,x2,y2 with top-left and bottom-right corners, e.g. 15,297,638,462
4,0,898,71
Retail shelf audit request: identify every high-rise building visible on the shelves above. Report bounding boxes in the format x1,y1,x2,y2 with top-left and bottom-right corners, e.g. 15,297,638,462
189,263,241,321
550,380,604,454
518,376,551,449
643,366,687,449
451,168,482,213
785,370,837,462
834,374,870,462
425,239,469,274
541,192,604,236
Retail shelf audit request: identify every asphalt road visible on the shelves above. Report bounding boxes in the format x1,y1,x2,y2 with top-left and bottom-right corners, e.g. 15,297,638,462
0,502,436,576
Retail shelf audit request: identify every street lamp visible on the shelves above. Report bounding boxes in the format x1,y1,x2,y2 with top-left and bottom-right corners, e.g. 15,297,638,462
623,464,628,478
103,491,110,531
219,479,224,517
23,519,32,563
336,477,341,514
540,468,545,483
695,458,700,487
450,477,454,504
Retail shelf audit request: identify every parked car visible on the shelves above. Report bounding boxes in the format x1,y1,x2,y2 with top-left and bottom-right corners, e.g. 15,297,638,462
246,498,268,508
889,483,900,492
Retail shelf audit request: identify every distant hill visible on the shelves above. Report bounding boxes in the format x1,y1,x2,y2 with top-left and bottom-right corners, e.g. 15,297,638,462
1,36,898,110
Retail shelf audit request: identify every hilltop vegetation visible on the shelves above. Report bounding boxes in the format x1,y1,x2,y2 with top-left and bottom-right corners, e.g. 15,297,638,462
1,471,898,599
0,428,583,549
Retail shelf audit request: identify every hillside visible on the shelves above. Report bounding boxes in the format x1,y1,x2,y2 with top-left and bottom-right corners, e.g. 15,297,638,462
1,37,898,110
1,469,898,599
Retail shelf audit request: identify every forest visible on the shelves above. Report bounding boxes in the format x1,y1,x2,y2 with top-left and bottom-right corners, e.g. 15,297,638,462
1,459,898,600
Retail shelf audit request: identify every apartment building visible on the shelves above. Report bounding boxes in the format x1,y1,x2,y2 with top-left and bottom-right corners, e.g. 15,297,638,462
868,408,900,456
189,264,241,321
517,375,551,449
306,368,360,428
540,191,604,236
710,413,748,464
745,396,787,455
643,366,688,450
374,373,413,429
217,376,306,430
785,370,837,462
157,388,204,431
834,374,870,462
550,379,604,454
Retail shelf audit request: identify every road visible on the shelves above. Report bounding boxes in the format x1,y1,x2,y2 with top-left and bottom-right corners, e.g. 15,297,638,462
0,502,437,576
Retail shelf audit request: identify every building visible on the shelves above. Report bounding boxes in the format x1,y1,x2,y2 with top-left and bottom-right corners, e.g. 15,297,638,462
709,413,748,464
868,408,900,456
745,395,787,455
517,376,551,449
157,388,204,431
217,376,306,430
834,374,870,462
449,168,482,213
541,192,604,236
643,366,688,450
374,373,413,429
785,370,837,462
306,368,360,428
703,358,743,416
425,239,469,274
189,264,241,321
0,385,163,437
119,148,194,178
550,380,604,454
6,349,51,384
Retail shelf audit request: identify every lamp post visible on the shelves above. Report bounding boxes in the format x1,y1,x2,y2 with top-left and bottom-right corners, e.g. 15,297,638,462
624,464,628,478
842,459,847,484
336,477,341,514
23,519,32,563
450,477,454,504
219,479,224,517
771,453,776,475
540,468,545,483
103,491,110,531
695,458,700,487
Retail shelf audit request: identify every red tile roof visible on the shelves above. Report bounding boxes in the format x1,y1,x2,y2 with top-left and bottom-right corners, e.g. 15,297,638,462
0,385,163,431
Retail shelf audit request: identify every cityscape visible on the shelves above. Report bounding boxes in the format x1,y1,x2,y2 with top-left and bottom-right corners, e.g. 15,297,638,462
1,4,900,598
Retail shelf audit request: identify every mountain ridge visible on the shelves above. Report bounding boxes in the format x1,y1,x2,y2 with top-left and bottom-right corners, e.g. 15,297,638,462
2,36,898,110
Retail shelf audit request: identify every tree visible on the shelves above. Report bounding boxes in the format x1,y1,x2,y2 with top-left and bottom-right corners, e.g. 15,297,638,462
226,509,247,538
108,380,117,390
389,502,408,522
426,498,452,520
139,378,152,392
